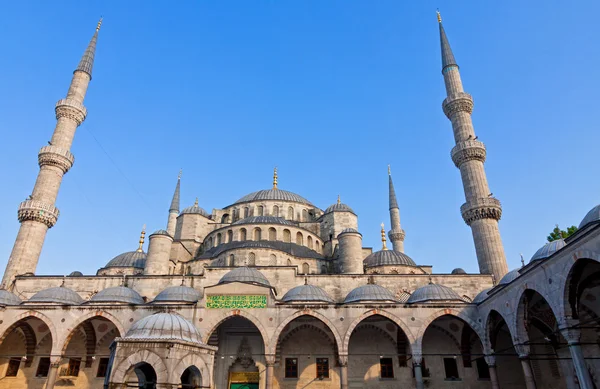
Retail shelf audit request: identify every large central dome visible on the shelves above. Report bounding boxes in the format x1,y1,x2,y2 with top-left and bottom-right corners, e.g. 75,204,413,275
233,189,313,206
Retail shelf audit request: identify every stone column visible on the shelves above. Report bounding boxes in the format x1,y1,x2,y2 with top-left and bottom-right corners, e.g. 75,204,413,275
45,357,61,389
265,354,275,389
339,355,348,389
484,355,500,389
560,326,594,389
413,353,424,389
519,354,537,389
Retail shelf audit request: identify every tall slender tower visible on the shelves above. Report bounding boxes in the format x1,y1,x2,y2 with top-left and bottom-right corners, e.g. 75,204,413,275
437,12,508,279
166,171,181,236
387,166,405,252
1,20,102,288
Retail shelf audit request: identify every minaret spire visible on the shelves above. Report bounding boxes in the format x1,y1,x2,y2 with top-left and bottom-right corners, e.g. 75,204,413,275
166,171,181,236
387,166,405,252
438,14,508,280
1,21,101,288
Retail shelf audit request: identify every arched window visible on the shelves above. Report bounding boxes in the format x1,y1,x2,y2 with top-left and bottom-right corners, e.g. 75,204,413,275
273,205,279,217
254,228,262,241
257,206,264,216
243,207,249,218
240,228,247,241
302,209,308,221
321,265,327,274
187,266,192,275
227,230,233,243
232,209,239,222
302,263,310,274
248,252,256,266
269,254,277,266
296,232,303,246
207,237,213,248
307,236,313,249
229,254,235,267
287,258,292,266
268,227,277,241
283,229,291,243
287,206,294,220
315,240,319,250
221,214,229,223
216,233,222,246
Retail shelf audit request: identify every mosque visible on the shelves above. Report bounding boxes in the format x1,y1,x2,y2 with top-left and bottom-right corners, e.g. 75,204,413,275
0,13,599,389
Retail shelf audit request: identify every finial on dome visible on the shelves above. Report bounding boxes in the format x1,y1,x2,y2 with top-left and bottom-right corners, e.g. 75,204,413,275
137,225,146,252
273,167,278,190
194,198,199,206
96,17,103,32
181,277,186,286
61,276,66,287
304,276,308,285
436,9,442,23
337,195,341,205
381,223,388,250
520,253,525,267
428,276,433,284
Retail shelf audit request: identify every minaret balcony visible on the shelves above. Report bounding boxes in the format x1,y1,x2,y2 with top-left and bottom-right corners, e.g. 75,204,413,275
55,98,87,125
388,229,406,242
460,198,502,225
442,92,473,118
17,200,60,228
38,146,75,173
451,140,486,167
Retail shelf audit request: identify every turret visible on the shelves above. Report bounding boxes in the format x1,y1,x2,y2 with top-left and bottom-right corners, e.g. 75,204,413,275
166,171,181,236
437,12,508,279
387,166,406,252
2,20,102,288
145,230,173,275
321,196,358,256
337,228,363,274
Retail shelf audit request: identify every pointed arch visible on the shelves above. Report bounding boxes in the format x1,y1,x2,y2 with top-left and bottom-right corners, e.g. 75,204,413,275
0,311,58,352
170,352,211,388
57,310,125,353
342,309,414,354
202,310,270,352
413,308,484,354
111,349,168,385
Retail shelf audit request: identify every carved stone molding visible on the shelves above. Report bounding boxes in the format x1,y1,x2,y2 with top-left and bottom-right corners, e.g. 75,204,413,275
461,197,502,225
559,326,581,345
55,98,87,125
442,92,474,118
451,140,486,167
38,146,74,173
17,199,59,228
388,229,406,242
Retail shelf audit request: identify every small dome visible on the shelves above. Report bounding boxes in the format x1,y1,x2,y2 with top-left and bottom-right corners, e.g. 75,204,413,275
325,203,355,215
579,204,600,229
282,284,334,303
233,189,313,206
344,284,398,304
232,216,295,226
68,271,83,277
472,288,492,304
90,286,144,304
125,313,202,343
451,268,467,275
28,287,83,305
498,269,520,285
530,239,567,262
104,251,146,269
407,283,464,304
219,267,271,288
0,290,22,305
363,250,417,268
181,202,210,217
150,229,171,237
338,228,361,237
153,286,202,303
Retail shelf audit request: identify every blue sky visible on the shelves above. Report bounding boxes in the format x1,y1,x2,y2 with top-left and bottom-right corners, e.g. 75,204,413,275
0,1,598,276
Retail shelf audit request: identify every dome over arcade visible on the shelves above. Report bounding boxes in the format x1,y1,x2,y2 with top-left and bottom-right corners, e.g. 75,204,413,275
344,284,398,304
363,249,417,268
579,204,600,229
530,239,567,262
0,290,22,305
219,267,271,288
153,285,202,303
125,312,203,343
89,286,144,304
28,286,84,305
325,197,355,215
104,250,146,269
68,271,83,277
407,283,464,304
472,288,492,304
232,216,295,226
282,284,334,303
181,198,210,217
498,268,520,286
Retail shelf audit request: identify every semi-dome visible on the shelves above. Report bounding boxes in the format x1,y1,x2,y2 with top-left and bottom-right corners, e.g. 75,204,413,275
68,271,83,277
219,267,271,288
363,250,417,268
125,312,202,343
407,283,464,304
472,288,492,304
104,250,146,269
451,268,467,275
233,189,313,206
579,204,600,229
181,199,210,217
232,216,295,226
282,284,334,303
324,202,355,215
498,269,520,286
530,239,567,262
344,284,398,304
90,286,144,304
153,285,202,303
0,290,22,305
28,286,84,305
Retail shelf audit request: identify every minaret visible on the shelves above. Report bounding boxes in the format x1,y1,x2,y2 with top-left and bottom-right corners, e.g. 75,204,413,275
1,20,102,288
437,12,508,279
387,166,405,252
166,171,181,236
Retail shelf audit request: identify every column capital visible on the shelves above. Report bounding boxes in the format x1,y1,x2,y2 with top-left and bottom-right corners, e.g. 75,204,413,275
338,354,348,367
559,326,582,345
411,352,423,365
265,354,276,366
484,355,496,367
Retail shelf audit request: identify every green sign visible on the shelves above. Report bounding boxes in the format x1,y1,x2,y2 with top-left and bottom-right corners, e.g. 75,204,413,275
206,295,267,309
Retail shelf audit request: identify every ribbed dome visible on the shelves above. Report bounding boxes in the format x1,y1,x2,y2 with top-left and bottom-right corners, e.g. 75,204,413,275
0,290,22,305
363,250,417,268
530,239,567,262
153,286,202,303
90,286,144,304
181,203,210,217
344,284,398,304
325,203,355,214
407,283,464,304
125,313,203,343
451,268,467,275
232,216,295,226
219,267,271,288
68,271,83,277
28,287,84,305
282,284,334,303
338,228,360,236
498,269,520,285
472,288,492,304
104,251,146,269
151,229,171,237
234,189,313,206
579,204,600,229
